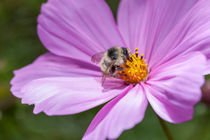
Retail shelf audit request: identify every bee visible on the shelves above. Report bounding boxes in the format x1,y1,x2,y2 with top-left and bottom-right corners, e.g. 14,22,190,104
91,46,131,85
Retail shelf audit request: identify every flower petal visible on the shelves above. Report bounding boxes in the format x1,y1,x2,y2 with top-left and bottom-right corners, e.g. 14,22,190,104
146,52,206,123
150,0,210,68
10,53,100,98
205,60,210,75
117,0,197,60
38,0,125,61
83,85,148,140
20,77,127,115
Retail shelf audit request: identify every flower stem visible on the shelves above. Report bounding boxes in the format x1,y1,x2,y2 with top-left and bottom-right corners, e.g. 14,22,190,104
157,115,174,140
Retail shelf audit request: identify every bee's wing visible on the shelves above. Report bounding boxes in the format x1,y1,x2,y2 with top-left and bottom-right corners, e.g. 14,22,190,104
91,52,104,64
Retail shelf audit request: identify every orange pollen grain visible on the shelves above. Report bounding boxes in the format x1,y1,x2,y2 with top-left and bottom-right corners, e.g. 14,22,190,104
118,48,148,84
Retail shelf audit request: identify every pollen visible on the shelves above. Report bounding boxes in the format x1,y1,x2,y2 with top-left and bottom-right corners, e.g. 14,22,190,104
118,48,148,84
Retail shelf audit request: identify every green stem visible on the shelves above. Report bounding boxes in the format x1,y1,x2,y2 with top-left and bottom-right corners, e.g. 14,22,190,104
157,115,174,140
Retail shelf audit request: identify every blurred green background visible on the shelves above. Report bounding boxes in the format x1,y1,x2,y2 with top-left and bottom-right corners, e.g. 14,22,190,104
0,0,210,140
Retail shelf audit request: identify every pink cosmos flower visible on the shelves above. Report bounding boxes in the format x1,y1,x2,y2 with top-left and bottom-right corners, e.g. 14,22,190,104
11,0,210,139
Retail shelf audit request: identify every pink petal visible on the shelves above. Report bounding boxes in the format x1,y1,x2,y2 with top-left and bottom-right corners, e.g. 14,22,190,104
83,85,148,140
20,77,127,115
146,52,206,123
205,60,210,75
150,0,210,68
117,0,197,60
38,0,125,61
10,53,101,98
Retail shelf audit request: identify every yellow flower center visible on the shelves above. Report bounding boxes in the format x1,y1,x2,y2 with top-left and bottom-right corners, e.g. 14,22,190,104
118,48,148,84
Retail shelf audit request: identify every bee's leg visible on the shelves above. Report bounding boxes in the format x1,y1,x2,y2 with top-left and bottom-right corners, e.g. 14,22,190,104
101,74,107,86
116,66,124,71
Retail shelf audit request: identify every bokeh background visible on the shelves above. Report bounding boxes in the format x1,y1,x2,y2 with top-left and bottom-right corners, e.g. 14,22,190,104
0,0,210,140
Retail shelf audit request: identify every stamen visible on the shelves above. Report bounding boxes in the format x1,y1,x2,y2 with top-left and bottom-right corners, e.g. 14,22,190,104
135,48,138,57
140,54,144,59
118,48,148,84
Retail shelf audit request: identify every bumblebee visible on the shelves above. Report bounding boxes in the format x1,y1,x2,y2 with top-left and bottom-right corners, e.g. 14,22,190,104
91,46,131,85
